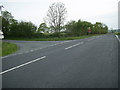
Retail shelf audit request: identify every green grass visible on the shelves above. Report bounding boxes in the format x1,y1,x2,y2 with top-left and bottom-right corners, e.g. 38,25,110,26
5,34,105,41
115,32,120,35
1,42,19,56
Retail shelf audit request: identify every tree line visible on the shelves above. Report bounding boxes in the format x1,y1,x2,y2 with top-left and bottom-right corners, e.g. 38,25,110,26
1,11,37,38
65,20,108,36
1,2,108,39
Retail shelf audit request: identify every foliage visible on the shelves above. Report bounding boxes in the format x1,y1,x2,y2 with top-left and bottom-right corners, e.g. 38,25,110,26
65,20,93,36
92,22,108,34
115,32,120,35
2,11,14,23
10,21,37,38
38,23,49,33
2,11,37,38
1,11,15,38
2,10,108,40
65,20,108,36
33,33,45,38
2,17,10,38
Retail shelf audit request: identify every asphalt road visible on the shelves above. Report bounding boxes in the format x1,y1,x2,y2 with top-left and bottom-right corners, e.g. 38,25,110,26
118,35,120,89
2,34,119,88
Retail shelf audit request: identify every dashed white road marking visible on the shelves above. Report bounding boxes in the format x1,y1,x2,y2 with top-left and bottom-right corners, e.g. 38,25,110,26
30,50,34,52
115,35,120,42
49,45,54,47
0,56,46,75
65,42,84,50
87,38,95,41
25,51,29,53
17,53,23,55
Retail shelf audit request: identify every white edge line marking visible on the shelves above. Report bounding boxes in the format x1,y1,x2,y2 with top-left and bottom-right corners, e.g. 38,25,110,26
115,35,120,42
65,42,84,50
0,56,46,75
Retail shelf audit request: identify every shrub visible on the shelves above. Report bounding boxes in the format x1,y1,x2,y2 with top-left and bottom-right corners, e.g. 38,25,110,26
116,32,120,35
33,33,45,38
48,32,61,38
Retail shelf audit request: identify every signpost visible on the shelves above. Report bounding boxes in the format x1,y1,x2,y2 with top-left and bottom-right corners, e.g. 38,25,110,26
87,27,91,35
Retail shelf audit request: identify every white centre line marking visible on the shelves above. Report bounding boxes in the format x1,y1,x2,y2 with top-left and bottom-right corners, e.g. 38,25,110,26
65,42,84,50
30,50,34,52
87,38,94,41
0,56,46,75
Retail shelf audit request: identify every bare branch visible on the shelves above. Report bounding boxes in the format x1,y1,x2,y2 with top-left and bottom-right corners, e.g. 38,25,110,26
45,2,67,32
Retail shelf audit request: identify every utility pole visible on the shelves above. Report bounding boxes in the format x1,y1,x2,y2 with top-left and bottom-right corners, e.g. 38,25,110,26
118,1,120,32
0,5,4,90
0,5,4,39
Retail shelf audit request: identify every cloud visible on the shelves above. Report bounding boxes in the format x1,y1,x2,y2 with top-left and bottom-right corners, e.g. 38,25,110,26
1,0,119,29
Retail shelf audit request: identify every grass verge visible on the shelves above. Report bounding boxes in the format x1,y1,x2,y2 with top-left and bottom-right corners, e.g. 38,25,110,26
1,42,19,56
115,32,120,35
5,34,105,41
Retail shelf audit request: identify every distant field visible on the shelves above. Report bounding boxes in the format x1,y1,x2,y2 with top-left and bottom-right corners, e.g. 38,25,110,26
2,42,19,56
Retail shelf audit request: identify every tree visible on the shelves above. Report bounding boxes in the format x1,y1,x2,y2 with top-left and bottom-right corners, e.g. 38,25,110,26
2,17,10,38
10,21,37,38
2,11,14,24
93,22,108,34
65,20,77,36
65,20,93,36
38,23,48,33
1,11,14,38
45,2,67,33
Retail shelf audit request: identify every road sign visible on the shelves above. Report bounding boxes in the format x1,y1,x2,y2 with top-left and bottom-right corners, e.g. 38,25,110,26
88,29,91,33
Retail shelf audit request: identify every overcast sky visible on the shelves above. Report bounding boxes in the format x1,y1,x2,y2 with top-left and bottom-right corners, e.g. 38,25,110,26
0,0,119,29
